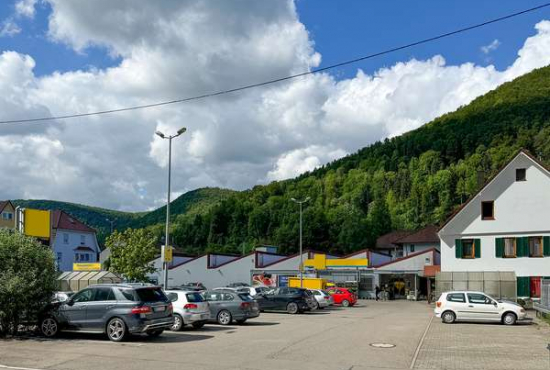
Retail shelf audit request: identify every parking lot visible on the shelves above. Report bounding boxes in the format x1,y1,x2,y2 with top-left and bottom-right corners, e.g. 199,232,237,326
0,301,549,370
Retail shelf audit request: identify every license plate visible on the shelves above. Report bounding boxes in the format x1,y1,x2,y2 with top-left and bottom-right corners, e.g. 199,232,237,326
154,306,166,312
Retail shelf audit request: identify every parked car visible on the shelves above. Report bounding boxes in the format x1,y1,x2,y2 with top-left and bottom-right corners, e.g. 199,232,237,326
215,286,269,296
39,284,173,342
435,291,527,325
227,282,250,288
326,287,357,307
202,290,260,325
165,290,210,331
254,287,316,314
52,291,75,303
309,289,333,309
173,282,206,292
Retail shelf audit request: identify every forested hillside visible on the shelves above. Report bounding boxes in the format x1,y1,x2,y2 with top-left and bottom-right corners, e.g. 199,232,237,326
14,187,234,243
168,65,550,256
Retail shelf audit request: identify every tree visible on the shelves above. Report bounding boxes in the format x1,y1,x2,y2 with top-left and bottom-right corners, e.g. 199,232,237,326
0,230,57,336
106,228,157,282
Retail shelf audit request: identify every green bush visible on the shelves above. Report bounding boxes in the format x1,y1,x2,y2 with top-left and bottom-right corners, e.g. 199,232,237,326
0,230,57,336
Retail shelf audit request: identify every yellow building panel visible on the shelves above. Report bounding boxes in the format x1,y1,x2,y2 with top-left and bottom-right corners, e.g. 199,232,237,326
24,209,50,238
73,263,101,271
304,253,369,269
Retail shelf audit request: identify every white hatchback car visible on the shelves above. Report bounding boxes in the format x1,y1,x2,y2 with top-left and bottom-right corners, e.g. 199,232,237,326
165,290,210,331
434,291,527,325
309,289,333,309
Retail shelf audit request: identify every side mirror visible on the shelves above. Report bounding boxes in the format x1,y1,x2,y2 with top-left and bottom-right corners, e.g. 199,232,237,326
493,302,498,307
67,299,75,306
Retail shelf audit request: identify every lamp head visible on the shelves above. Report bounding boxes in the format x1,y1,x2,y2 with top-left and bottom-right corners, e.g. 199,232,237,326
177,127,187,136
155,131,165,139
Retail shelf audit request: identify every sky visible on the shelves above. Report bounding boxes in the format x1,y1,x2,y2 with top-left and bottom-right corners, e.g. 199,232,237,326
1,1,550,211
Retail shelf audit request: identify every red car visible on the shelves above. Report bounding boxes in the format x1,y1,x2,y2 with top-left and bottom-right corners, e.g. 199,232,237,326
326,287,357,307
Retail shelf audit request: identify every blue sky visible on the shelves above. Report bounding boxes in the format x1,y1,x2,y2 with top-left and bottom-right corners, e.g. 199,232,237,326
1,1,550,209
1,1,548,79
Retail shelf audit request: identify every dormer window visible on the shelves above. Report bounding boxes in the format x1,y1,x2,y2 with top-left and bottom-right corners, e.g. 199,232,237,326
481,201,494,220
516,168,526,181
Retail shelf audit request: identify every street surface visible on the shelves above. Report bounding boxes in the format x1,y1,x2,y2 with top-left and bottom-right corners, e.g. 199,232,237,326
0,301,548,370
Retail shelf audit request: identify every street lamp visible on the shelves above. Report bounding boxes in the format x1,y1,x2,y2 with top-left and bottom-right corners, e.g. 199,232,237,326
156,127,187,289
105,218,115,234
291,196,310,288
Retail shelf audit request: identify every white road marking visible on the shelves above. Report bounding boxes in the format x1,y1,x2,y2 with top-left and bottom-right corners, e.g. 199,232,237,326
0,364,44,370
409,315,433,369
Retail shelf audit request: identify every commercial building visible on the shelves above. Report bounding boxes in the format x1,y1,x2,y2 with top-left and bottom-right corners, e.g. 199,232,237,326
438,150,550,299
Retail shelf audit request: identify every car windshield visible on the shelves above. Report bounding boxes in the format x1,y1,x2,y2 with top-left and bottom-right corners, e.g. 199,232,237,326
135,288,167,302
186,292,204,302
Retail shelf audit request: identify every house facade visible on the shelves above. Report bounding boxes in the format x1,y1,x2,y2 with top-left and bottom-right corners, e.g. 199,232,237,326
50,210,100,271
439,151,550,299
394,225,440,257
0,201,15,229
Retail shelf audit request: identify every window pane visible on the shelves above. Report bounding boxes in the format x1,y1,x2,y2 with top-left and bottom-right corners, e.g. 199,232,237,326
481,201,494,219
73,289,93,303
529,237,542,257
447,293,465,303
516,168,526,181
186,293,204,302
467,293,488,304
462,240,474,258
94,288,115,301
167,293,178,302
118,289,137,301
135,288,167,302
504,238,516,257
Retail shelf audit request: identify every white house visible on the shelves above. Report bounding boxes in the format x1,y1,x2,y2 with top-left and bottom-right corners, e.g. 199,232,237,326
438,150,550,299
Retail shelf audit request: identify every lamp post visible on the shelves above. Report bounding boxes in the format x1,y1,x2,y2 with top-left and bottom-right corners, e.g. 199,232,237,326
105,218,115,234
156,127,187,289
291,196,310,288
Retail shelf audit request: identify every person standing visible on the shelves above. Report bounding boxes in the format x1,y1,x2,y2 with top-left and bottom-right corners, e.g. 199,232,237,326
375,285,381,301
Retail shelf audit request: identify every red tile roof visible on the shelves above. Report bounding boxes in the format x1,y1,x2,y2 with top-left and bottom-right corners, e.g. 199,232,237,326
394,225,440,244
375,230,413,250
52,210,95,233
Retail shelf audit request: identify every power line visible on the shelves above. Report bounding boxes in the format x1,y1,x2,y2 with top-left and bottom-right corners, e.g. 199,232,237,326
2,2,550,125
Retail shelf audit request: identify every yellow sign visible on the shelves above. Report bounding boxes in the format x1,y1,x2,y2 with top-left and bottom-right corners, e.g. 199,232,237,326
164,246,173,263
24,209,51,238
73,263,101,271
304,254,369,270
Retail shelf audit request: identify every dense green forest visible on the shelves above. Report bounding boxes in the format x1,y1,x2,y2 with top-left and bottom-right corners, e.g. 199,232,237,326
168,65,550,256
13,65,550,255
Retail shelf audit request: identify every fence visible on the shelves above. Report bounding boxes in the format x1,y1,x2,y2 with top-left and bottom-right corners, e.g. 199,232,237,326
534,278,550,313
435,271,517,300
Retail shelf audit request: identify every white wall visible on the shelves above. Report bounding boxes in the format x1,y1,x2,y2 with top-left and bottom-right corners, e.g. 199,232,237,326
376,250,436,272
402,242,439,257
440,234,550,277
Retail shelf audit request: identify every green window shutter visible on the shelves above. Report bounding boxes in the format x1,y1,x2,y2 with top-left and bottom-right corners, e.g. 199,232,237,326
455,239,463,259
495,238,504,258
474,239,481,258
517,277,531,297
543,236,550,257
518,237,529,257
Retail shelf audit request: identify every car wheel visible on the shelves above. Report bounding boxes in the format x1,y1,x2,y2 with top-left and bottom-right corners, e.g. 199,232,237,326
287,302,299,314
146,329,164,337
217,310,232,325
171,314,184,331
442,311,456,324
314,301,320,310
236,319,247,325
342,300,350,307
192,322,205,329
106,317,127,342
40,317,59,338
502,312,517,326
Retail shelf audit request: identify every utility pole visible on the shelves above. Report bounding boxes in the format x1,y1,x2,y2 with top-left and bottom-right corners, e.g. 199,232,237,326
291,197,310,288
156,127,187,289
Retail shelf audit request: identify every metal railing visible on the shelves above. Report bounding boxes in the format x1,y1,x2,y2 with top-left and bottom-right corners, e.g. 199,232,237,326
534,278,550,314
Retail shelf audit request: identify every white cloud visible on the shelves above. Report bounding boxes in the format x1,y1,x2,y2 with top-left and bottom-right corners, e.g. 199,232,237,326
0,19,21,37
1,2,550,211
481,39,501,54
15,0,38,18
267,145,347,181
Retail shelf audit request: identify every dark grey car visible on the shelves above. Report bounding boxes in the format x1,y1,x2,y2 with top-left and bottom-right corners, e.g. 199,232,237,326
203,290,260,325
39,284,173,342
